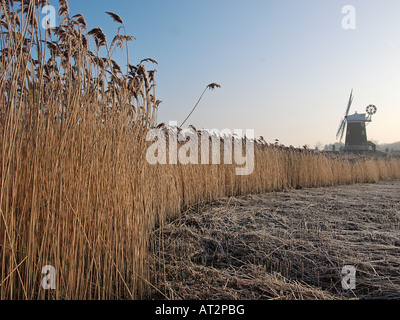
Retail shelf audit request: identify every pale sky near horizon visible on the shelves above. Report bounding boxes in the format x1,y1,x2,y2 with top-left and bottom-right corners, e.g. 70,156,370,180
64,0,400,147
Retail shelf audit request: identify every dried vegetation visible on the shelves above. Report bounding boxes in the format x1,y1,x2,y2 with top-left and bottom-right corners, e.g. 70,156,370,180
149,181,400,300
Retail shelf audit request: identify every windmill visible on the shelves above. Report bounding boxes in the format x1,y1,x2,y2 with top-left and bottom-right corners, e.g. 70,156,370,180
336,90,378,154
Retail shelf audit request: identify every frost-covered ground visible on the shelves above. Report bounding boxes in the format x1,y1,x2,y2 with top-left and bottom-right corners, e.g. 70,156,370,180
149,180,400,300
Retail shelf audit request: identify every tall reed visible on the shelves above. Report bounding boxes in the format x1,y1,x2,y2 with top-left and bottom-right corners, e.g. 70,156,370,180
0,0,159,299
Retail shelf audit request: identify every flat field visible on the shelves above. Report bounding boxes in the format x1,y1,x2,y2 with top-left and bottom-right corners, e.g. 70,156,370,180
149,180,400,300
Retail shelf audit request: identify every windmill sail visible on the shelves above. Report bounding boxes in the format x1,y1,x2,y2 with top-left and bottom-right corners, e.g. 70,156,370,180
336,118,346,141
336,89,354,143
345,89,353,118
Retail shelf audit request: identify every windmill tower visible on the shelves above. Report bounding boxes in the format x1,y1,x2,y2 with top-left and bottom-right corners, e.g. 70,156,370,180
336,90,377,154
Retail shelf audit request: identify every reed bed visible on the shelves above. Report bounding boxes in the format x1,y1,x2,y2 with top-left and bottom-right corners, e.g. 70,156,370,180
1,1,400,300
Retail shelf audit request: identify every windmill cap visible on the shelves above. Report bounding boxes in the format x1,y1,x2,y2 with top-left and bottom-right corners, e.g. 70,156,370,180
347,113,369,122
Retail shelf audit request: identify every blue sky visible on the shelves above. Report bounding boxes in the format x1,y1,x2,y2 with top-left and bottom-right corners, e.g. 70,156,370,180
61,0,399,147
